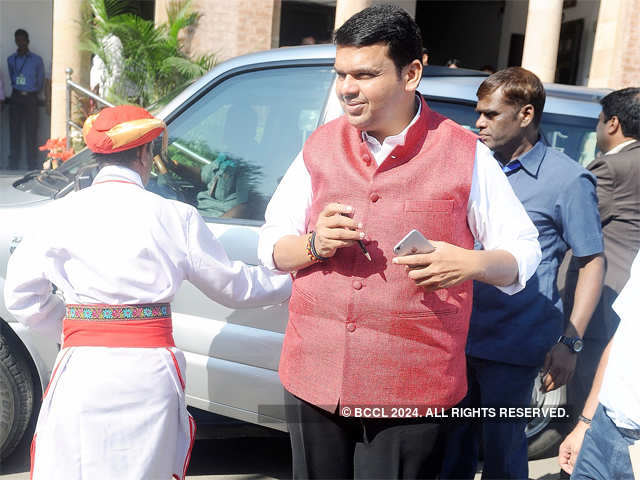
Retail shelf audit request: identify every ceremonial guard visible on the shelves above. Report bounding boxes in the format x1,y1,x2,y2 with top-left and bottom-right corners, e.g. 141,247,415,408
4,106,290,480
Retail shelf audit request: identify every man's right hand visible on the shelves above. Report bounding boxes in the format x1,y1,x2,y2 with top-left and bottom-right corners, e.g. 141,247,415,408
313,203,364,258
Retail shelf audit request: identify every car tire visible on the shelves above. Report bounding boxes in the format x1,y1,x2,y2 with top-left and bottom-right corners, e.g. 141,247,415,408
0,332,34,461
526,376,568,460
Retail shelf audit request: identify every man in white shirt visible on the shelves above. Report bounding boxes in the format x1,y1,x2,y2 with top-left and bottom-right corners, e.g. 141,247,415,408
4,105,290,480
558,249,640,479
258,5,541,478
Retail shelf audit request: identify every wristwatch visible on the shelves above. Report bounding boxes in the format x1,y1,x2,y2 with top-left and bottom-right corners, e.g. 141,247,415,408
557,335,584,353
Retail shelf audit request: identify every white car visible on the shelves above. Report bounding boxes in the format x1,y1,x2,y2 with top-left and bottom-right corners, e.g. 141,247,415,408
0,44,607,461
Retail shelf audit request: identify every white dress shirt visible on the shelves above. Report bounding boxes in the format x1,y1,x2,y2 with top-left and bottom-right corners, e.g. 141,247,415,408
258,108,541,295
4,165,291,340
605,139,637,156
599,250,640,430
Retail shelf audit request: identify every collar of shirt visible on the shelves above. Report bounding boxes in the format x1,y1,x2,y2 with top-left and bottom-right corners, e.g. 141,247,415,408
605,139,637,156
361,97,422,166
93,164,144,188
500,139,546,177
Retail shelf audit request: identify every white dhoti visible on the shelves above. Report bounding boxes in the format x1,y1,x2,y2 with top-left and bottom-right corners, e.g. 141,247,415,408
31,305,195,480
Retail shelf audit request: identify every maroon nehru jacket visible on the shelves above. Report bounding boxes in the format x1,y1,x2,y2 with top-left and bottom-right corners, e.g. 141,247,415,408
279,97,478,413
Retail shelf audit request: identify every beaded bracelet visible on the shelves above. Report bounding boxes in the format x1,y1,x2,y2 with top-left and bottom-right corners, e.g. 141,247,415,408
306,231,330,262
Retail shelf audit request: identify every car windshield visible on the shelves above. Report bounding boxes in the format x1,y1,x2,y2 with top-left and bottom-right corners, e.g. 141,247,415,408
427,99,599,166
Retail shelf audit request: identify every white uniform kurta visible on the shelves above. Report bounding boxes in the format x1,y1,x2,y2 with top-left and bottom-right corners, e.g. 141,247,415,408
4,165,291,480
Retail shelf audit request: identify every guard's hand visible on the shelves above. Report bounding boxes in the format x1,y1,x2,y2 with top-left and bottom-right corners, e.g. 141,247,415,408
392,241,479,292
313,203,364,258
540,343,577,393
558,422,589,474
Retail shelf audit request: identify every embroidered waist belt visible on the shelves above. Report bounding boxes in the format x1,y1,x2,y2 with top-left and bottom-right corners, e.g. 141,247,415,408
63,303,175,348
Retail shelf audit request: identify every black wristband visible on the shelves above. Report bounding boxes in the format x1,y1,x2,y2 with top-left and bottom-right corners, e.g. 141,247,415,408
578,414,592,425
310,231,330,261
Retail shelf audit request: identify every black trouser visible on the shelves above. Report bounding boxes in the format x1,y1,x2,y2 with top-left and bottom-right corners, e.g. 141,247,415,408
9,91,39,170
285,389,447,479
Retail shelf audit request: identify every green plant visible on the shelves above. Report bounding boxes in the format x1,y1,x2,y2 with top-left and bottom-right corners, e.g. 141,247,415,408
81,0,215,107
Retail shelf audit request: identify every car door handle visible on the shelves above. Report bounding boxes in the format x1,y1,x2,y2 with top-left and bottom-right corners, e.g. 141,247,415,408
9,236,22,255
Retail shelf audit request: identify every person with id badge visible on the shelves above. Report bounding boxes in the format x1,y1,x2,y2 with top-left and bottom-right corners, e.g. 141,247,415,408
7,29,44,171
559,249,640,480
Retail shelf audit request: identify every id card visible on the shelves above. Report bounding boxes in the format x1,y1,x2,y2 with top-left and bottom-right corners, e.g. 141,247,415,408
629,440,640,479
16,74,26,86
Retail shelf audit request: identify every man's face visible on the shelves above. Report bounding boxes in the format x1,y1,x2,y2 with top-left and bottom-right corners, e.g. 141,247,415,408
595,111,610,154
334,43,412,137
475,88,525,156
15,34,29,53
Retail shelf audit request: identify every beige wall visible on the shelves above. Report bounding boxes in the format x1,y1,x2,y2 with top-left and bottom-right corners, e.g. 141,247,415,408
589,0,640,88
157,0,278,63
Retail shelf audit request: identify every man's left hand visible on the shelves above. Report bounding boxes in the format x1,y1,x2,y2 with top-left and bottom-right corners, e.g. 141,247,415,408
392,241,479,292
540,343,577,392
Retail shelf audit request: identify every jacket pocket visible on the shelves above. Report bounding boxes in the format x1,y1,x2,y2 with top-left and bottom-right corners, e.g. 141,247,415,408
404,199,455,243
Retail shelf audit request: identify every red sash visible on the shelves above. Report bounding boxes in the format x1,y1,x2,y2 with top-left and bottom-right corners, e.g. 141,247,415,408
62,303,175,348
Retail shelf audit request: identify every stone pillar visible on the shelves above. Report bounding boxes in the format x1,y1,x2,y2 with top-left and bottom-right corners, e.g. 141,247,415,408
50,0,90,137
155,0,169,25
521,0,563,82
588,0,640,89
334,0,373,29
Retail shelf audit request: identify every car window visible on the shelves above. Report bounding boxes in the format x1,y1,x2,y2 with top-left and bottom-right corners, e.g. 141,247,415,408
427,99,599,166
159,65,334,223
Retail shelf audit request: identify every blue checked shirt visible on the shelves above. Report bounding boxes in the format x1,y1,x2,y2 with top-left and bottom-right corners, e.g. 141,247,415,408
467,140,604,367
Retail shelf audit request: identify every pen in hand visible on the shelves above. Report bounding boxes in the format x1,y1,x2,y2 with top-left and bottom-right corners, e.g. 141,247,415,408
340,210,371,262
358,239,372,262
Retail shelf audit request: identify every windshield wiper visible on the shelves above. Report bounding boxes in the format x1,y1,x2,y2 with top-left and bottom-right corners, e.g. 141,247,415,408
41,169,71,182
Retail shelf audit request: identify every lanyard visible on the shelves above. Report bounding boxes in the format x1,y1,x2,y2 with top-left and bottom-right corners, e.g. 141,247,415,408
12,53,29,77
501,160,522,175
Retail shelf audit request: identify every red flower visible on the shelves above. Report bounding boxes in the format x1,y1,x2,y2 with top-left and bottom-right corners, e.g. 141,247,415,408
39,137,74,168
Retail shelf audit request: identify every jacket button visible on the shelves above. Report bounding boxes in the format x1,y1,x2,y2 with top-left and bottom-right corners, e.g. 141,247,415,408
362,154,371,165
352,280,363,290
369,192,380,202
346,322,356,332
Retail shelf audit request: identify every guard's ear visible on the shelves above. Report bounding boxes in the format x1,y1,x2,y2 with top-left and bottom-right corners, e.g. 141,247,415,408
519,104,535,128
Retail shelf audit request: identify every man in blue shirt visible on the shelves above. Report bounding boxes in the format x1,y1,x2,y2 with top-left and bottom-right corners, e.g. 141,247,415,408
7,29,44,170
440,67,605,479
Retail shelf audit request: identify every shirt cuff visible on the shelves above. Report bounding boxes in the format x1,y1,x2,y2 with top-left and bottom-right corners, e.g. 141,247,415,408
258,224,291,272
494,240,542,295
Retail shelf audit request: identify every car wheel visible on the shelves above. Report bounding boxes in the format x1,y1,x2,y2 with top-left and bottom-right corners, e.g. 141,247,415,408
526,375,567,460
0,332,34,461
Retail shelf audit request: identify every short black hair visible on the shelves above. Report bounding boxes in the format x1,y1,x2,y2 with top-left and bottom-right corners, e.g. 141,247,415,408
333,4,423,74
477,67,546,127
600,87,640,140
14,29,29,40
91,144,146,165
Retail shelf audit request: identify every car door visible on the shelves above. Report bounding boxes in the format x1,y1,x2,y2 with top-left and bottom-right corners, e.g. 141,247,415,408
160,63,335,428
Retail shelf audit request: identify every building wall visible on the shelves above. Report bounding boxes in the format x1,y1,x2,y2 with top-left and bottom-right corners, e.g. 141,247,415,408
619,0,640,87
181,0,278,63
0,0,53,168
497,0,600,85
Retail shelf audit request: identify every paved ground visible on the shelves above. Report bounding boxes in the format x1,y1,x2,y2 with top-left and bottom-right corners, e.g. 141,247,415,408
1,434,562,480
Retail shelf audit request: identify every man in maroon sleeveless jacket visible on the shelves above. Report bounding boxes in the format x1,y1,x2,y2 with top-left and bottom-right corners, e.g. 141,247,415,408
258,5,541,478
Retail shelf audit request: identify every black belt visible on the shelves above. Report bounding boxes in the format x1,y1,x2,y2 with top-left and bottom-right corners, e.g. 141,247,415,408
13,90,37,97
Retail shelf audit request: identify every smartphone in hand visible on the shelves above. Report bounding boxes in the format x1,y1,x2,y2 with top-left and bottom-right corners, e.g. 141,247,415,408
393,229,436,256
